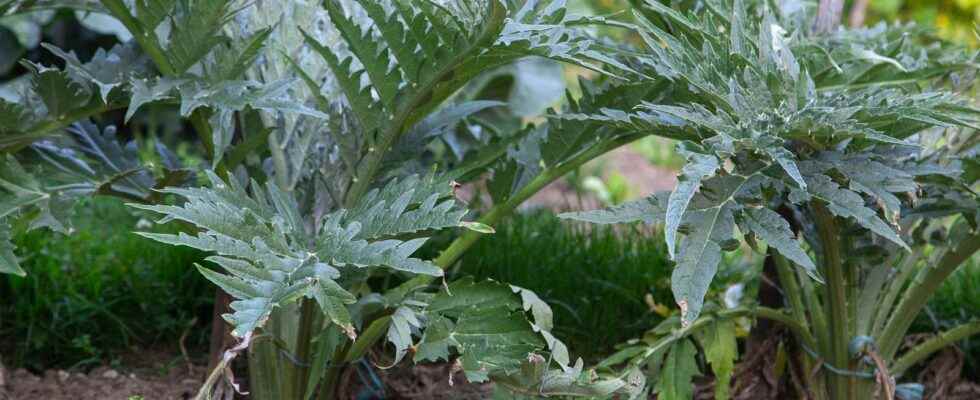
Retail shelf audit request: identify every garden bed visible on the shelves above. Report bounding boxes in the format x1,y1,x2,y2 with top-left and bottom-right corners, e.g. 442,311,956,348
1,348,204,400
2,147,979,398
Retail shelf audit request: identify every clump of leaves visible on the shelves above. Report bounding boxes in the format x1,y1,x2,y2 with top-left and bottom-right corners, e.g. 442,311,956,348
562,0,979,398
0,0,649,399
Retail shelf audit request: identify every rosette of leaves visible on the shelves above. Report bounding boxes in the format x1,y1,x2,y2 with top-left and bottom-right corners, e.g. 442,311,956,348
130,168,642,397
0,0,330,276
562,0,979,326
1,0,649,398
561,0,978,398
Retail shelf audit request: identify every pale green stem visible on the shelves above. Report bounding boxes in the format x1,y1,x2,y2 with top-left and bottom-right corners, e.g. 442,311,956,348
345,316,392,363
891,320,980,376
795,263,832,400
772,252,816,350
797,257,832,359
847,258,859,339
635,306,808,366
247,338,283,400
290,301,320,398
871,250,921,338
385,133,646,304
812,202,851,400
316,340,351,400
878,231,980,359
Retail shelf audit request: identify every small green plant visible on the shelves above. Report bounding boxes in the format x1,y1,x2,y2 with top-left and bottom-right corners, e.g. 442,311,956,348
631,136,685,170
562,0,979,399
578,172,634,206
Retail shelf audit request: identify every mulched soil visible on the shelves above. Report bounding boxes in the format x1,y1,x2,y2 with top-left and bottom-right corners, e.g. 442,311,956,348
1,345,206,400
5,343,979,400
916,346,980,400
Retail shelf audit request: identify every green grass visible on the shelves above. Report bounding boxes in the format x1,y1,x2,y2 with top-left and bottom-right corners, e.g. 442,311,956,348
0,196,212,371
417,210,759,361
423,211,674,360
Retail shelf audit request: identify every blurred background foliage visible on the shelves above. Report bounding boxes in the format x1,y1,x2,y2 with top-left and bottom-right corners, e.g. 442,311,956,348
858,0,980,47
569,0,980,47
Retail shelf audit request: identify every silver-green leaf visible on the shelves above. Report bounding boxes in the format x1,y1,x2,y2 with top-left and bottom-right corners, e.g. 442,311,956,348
740,207,821,282
666,150,719,259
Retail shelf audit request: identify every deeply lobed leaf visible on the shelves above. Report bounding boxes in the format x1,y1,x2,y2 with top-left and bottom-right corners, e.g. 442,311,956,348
134,171,469,338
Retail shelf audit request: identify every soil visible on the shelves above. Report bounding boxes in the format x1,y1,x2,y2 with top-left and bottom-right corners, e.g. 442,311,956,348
1,365,204,400
1,347,205,400
6,355,980,400
0,350,494,400
3,288,979,400
338,362,492,400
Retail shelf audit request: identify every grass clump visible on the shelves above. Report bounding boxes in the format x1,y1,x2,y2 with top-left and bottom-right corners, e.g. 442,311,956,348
0,197,212,371
443,210,675,360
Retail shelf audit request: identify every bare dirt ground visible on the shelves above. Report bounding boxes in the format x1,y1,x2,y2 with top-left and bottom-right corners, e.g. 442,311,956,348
0,345,205,400
0,358,489,400
2,330,978,399
338,362,492,400
1,364,204,400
